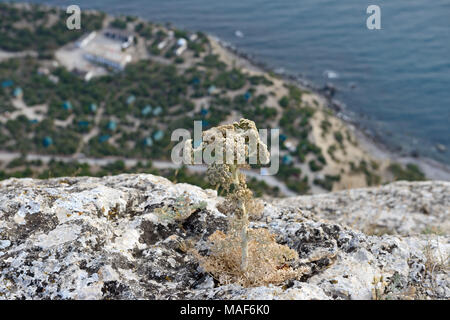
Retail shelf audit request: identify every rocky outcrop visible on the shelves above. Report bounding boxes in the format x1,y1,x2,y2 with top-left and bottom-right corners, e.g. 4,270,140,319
274,181,450,237
0,175,448,300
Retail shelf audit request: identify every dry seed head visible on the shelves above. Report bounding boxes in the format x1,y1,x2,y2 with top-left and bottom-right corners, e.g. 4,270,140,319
184,119,270,166
206,163,233,190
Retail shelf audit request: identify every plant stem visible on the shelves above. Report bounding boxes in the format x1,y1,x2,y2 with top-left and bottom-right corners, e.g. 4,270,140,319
240,199,248,271
231,165,239,184
232,166,249,272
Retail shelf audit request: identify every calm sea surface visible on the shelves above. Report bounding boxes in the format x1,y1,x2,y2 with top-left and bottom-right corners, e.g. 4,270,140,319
4,0,450,164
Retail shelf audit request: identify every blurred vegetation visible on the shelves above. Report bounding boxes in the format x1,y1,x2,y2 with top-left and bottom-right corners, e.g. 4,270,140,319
389,163,426,181
0,4,104,52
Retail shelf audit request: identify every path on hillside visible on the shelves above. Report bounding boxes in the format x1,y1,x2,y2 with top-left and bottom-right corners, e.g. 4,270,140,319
0,151,297,197
74,103,105,157
0,50,37,62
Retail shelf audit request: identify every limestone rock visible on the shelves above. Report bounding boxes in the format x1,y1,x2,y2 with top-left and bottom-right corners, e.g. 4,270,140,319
0,175,448,300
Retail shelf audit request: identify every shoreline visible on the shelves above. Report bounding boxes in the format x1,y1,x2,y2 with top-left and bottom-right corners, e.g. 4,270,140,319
210,36,450,181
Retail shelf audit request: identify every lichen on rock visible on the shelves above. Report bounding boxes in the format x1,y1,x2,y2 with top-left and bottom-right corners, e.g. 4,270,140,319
0,175,448,300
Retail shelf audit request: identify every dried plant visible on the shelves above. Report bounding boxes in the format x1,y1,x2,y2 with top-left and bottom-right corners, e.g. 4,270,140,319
196,228,307,287
186,119,306,286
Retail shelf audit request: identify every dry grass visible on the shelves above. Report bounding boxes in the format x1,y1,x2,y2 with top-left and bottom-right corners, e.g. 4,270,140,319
196,228,308,287
422,239,449,297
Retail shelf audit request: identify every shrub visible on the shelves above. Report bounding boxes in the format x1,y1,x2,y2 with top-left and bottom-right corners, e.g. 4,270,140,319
308,159,323,172
313,174,341,191
278,96,289,108
327,145,339,162
389,163,425,181
320,119,331,136
185,119,308,286
351,160,382,186
110,18,127,29
334,131,344,146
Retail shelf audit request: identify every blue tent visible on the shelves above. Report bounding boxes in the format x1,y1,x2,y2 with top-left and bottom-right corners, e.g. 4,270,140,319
142,105,152,116
200,108,208,116
78,121,89,128
143,137,153,147
153,130,164,141
208,85,216,95
126,95,136,105
13,87,23,97
282,154,293,165
244,91,252,101
1,80,13,88
89,103,97,112
153,106,163,116
99,135,110,143
107,120,117,131
43,136,53,147
63,101,72,110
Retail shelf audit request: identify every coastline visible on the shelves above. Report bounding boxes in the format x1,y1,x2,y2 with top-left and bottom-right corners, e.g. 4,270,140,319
209,35,450,181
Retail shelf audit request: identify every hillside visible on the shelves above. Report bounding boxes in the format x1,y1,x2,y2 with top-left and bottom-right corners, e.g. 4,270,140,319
0,174,448,299
0,3,439,197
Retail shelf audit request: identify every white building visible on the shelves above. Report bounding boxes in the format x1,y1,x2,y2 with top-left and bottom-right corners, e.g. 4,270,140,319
189,33,198,42
83,48,132,71
104,29,134,50
175,38,188,56
157,39,168,50
284,141,297,153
